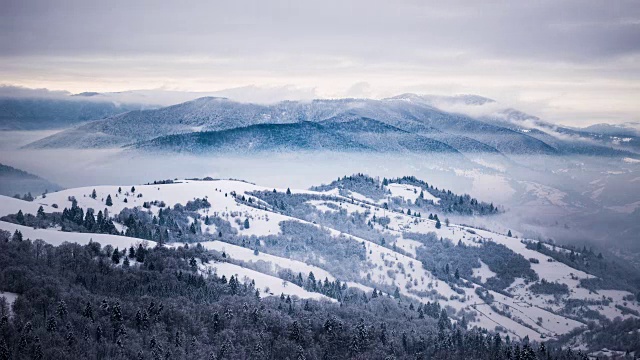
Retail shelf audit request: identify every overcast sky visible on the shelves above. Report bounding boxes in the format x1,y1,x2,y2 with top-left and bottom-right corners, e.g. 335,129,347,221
1,0,639,126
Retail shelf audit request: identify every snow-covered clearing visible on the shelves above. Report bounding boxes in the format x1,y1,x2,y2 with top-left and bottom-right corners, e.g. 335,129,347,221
199,260,333,302
0,221,155,249
472,260,496,283
387,183,440,204
0,291,18,317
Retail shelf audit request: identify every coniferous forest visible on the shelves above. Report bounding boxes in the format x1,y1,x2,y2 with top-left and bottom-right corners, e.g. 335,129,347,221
0,236,591,360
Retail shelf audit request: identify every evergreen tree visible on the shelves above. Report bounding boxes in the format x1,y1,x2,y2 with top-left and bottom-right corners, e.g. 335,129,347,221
37,206,45,218
435,218,441,229
96,325,103,342
56,300,68,320
106,195,113,206
12,230,22,241
508,230,512,237
16,210,24,225
136,244,146,262
393,287,401,299
244,218,250,229
82,301,94,321
91,189,97,199
111,247,121,264
46,317,57,332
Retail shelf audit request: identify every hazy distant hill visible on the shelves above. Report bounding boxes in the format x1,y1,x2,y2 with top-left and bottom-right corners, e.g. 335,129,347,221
0,97,148,130
0,163,61,196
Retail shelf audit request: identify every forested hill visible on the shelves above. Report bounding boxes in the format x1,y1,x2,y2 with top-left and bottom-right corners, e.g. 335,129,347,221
0,236,589,360
310,173,500,216
0,178,638,357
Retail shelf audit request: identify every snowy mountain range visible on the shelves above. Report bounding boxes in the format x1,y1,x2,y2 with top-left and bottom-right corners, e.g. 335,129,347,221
17,94,638,158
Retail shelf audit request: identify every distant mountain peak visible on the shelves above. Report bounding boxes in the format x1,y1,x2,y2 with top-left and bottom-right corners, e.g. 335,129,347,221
72,92,102,97
385,93,496,106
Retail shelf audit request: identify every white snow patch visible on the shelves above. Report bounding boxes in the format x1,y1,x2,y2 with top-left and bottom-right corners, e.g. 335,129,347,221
199,261,333,301
472,260,497,283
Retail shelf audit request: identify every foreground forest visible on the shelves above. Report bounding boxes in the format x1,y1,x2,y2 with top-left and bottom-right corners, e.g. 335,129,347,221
0,237,591,360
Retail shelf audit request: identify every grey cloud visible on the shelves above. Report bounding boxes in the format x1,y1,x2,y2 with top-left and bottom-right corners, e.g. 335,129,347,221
2,0,638,62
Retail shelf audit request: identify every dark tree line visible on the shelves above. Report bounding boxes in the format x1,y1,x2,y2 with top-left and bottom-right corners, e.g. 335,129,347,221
1,201,117,235
526,241,640,295
389,176,499,216
408,232,538,291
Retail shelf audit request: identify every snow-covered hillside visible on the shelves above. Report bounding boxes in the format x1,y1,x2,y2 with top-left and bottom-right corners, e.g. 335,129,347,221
1,177,638,351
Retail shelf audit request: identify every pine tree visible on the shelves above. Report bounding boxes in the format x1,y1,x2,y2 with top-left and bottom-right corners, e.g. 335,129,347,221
95,325,103,342
56,300,68,320
507,230,512,237
435,218,441,229
46,316,57,332
82,301,94,321
286,188,292,195
91,189,97,199
136,244,146,262
393,287,400,299
131,186,136,193
33,341,43,360
289,321,302,343
37,206,45,218
175,330,182,348
106,194,113,206
112,247,121,264
244,218,250,229
16,210,24,225
12,230,22,241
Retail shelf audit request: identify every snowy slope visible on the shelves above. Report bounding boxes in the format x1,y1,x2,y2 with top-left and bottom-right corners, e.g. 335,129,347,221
199,260,333,302
0,221,155,249
2,178,638,345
